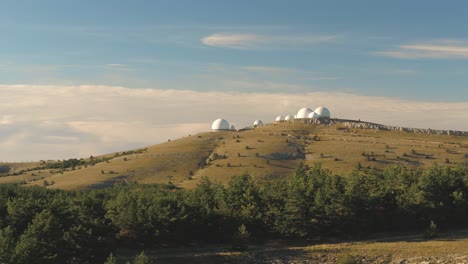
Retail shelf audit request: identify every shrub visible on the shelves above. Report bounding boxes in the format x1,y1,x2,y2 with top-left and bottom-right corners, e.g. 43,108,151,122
336,253,357,264
424,221,438,239
232,224,250,251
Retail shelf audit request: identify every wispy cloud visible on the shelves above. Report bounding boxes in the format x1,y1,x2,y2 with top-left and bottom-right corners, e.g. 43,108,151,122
376,40,468,59
106,64,126,67
222,80,308,92
0,85,466,161
201,33,336,49
241,66,339,81
302,77,341,81
241,66,293,74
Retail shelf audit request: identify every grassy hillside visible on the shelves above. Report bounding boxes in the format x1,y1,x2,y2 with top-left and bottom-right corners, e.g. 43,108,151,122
0,122,466,190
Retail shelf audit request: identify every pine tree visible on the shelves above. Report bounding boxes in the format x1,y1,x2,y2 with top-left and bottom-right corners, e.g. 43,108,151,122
104,252,117,264
133,251,151,264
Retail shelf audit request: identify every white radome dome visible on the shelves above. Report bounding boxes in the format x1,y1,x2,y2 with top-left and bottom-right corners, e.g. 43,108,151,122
308,112,319,119
284,115,293,121
253,120,263,127
211,118,230,131
314,107,331,118
275,115,284,122
296,107,313,119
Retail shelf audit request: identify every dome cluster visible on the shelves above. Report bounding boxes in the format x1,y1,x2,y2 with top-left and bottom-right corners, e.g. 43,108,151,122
277,106,331,122
210,106,331,131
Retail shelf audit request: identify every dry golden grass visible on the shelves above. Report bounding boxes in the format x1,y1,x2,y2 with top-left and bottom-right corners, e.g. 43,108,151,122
303,231,468,263
0,122,466,190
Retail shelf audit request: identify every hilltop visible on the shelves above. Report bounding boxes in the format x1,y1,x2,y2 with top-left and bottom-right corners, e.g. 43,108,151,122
0,120,467,190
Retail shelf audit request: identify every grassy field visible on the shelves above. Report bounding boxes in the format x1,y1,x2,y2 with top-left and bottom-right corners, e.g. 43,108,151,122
0,122,466,190
114,230,468,263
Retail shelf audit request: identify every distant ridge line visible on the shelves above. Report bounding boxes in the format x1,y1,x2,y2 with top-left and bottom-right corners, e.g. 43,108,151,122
290,118,468,137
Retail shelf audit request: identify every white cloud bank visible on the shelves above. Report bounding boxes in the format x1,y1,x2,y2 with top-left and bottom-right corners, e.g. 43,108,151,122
201,33,336,49
376,40,468,59
0,85,467,161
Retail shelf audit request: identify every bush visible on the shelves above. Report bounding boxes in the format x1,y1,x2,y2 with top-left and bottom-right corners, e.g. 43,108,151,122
133,251,151,264
232,224,250,251
336,253,357,264
424,221,438,239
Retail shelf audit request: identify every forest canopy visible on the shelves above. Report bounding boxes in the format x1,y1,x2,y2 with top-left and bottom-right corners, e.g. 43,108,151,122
0,163,467,263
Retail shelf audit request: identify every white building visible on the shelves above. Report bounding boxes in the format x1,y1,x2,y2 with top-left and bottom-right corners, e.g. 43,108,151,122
275,115,285,122
314,107,331,118
211,118,231,131
308,111,319,119
296,107,313,119
253,120,264,127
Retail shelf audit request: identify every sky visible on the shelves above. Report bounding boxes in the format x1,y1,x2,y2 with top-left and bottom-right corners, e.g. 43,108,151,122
0,0,467,161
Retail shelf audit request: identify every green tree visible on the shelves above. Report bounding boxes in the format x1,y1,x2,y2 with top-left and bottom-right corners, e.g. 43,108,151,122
12,210,62,264
220,174,263,226
104,252,117,264
133,251,151,264
232,224,250,251
0,226,15,263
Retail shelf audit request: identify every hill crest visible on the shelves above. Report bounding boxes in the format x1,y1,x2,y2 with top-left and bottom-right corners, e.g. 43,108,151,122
0,120,466,190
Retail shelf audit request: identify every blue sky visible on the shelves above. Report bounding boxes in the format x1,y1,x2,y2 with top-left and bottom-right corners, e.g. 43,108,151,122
1,1,468,161
1,0,468,101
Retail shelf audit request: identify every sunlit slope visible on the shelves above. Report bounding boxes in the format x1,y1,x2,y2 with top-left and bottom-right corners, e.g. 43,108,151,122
40,133,219,189
0,122,466,190
180,123,308,189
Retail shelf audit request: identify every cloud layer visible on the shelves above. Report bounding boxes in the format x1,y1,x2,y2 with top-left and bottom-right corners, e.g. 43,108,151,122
0,85,467,161
376,40,468,59
201,33,336,49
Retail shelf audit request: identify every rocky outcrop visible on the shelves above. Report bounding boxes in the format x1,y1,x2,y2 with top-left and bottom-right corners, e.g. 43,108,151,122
324,118,468,136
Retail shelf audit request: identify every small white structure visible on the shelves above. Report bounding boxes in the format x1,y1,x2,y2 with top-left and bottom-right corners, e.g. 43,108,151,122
284,115,293,121
275,115,285,122
314,107,331,118
253,120,263,127
294,114,297,119
211,118,230,131
308,111,319,119
296,107,313,119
